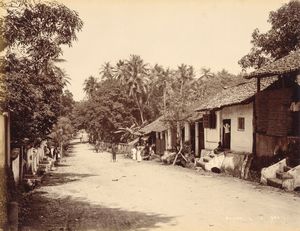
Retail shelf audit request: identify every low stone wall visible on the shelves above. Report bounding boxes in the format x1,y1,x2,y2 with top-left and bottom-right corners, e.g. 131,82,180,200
198,149,252,179
289,165,300,190
221,152,251,178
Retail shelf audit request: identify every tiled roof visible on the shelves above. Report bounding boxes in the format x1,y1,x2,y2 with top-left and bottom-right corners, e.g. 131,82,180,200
139,115,168,134
184,110,204,122
195,77,277,111
245,50,300,79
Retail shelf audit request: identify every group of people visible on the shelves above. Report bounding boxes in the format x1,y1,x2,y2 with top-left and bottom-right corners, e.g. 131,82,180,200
131,145,143,162
131,142,156,162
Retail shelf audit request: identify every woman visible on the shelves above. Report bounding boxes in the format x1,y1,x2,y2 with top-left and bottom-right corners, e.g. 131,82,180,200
131,145,137,160
136,146,143,162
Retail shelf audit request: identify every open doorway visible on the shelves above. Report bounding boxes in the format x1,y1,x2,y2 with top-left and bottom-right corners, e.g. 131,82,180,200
222,119,231,149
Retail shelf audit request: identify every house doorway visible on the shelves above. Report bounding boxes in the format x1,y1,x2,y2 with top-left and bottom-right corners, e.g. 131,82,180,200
222,119,231,149
198,121,205,150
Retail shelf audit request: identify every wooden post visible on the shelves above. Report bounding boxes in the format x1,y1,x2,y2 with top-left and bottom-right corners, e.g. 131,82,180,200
167,128,172,149
0,114,8,227
195,122,199,157
184,121,191,142
257,77,261,92
177,121,182,147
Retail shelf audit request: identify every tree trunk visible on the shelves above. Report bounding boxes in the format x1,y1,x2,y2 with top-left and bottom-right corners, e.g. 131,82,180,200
163,88,166,113
134,93,144,124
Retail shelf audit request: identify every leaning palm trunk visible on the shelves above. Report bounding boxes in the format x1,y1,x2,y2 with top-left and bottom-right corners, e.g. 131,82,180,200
133,93,145,124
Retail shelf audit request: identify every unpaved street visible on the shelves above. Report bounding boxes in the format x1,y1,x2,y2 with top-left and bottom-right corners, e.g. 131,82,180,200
20,141,300,231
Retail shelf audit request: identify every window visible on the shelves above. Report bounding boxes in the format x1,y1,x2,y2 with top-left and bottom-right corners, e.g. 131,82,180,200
203,111,217,129
238,117,245,131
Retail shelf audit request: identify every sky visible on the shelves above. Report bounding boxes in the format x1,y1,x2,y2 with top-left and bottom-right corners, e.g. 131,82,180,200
56,0,288,101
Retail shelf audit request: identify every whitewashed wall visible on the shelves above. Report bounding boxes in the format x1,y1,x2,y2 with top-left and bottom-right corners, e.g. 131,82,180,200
221,103,253,153
203,103,253,153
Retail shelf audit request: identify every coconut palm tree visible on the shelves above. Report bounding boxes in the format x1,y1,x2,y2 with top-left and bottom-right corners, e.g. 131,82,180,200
99,62,114,80
148,64,172,112
115,55,149,124
83,75,98,98
199,67,214,81
177,64,195,95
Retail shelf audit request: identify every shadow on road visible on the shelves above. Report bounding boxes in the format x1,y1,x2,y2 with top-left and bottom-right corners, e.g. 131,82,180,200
19,191,174,231
41,172,97,187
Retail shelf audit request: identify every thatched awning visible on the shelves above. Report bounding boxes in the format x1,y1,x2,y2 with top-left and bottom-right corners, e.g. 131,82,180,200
245,50,300,79
139,116,168,134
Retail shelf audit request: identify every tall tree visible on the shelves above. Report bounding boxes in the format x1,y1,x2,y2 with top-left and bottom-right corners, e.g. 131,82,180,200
83,75,99,98
148,64,171,115
199,67,214,81
60,89,75,117
239,0,300,69
72,79,138,143
49,116,74,153
165,64,196,123
115,55,149,124
1,0,83,141
99,62,114,80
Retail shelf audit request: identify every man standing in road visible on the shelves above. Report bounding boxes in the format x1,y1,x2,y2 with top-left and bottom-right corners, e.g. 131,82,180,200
111,142,117,162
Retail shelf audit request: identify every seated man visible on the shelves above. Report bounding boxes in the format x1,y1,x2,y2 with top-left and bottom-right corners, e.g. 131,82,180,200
214,142,224,154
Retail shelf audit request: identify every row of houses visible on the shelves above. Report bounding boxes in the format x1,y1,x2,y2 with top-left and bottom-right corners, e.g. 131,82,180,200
0,112,58,229
138,50,300,190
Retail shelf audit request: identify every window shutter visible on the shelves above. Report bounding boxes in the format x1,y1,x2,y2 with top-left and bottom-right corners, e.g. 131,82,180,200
203,112,217,128
203,114,210,128
210,111,217,128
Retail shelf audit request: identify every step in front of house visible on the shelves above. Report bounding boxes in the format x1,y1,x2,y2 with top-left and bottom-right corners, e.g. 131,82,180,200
267,178,283,189
195,159,206,169
203,157,211,163
276,171,293,180
208,154,215,158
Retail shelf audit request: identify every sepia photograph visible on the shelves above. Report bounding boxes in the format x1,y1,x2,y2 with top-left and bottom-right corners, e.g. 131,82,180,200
0,0,300,230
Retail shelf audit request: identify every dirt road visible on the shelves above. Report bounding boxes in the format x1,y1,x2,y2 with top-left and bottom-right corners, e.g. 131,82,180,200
20,141,300,231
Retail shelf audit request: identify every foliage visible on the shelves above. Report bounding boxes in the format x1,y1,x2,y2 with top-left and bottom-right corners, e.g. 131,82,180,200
164,64,197,124
49,116,74,149
115,55,150,123
0,0,83,142
100,62,114,80
77,53,242,143
239,0,300,69
83,75,99,98
2,0,83,62
146,64,172,118
73,79,138,143
61,89,75,117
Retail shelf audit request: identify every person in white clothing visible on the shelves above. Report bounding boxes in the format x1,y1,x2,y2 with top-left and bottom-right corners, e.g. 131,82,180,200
131,145,137,160
136,146,143,162
223,123,230,149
